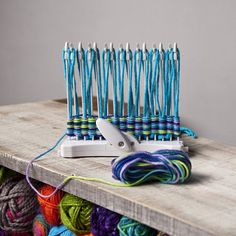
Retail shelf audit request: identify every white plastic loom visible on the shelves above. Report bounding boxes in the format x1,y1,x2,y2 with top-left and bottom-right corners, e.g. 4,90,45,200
60,42,186,158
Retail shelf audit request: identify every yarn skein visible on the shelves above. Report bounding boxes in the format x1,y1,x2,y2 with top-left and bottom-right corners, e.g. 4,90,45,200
0,177,39,234
37,184,65,225
59,193,93,235
91,205,121,236
112,150,191,185
48,225,76,236
117,216,157,236
33,214,51,236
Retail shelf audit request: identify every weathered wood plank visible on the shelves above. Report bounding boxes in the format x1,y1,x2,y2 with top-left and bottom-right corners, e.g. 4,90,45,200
0,100,235,236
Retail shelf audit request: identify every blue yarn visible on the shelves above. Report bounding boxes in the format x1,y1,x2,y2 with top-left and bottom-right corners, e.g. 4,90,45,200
134,49,142,117
62,49,67,82
163,50,170,117
48,225,76,236
85,48,95,116
172,48,180,117
117,48,126,116
143,49,150,117
102,48,111,117
166,48,173,116
149,48,159,116
62,43,196,141
126,49,134,117
77,47,87,118
158,48,166,118
69,48,79,117
66,49,74,119
110,48,118,117
118,216,157,236
25,132,66,197
180,126,197,138
95,48,103,118
111,149,191,185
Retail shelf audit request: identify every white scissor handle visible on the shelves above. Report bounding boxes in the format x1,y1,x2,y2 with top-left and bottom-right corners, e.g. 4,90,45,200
96,118,132,153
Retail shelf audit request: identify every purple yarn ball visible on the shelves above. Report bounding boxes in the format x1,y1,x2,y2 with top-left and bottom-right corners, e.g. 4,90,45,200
91,205,121,236
0,229,6,236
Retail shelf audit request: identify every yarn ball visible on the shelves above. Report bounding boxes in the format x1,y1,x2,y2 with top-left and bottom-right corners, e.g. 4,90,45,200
0,177,39,234
91,205,121,236
59,193,93,235
117,216,157,236
48,225,76,236
0,166,18,185
37,184,65,225
33,214,51,236
0,229,6,236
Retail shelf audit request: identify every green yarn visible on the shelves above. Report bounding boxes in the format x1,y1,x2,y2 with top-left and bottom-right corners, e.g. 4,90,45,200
0,166,18,184
118,216,157,236
59,193,93,235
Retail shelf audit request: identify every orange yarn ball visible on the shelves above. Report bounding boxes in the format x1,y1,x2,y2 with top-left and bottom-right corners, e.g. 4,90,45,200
37,185,65,226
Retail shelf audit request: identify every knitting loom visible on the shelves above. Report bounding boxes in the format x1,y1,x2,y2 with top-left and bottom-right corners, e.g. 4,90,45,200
60,42,186,157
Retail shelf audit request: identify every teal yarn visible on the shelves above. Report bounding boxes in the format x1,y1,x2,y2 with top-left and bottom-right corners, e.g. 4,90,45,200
118,217,157,236
180,126,197,138
48,225,76,236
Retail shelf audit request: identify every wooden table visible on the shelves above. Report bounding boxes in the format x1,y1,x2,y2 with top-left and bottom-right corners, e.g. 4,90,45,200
0,100,235,236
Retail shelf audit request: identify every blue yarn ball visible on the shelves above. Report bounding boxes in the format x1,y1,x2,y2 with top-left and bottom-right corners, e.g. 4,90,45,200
48,225,76,236
118,216,157,236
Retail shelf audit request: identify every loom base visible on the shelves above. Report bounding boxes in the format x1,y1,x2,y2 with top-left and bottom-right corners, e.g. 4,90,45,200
60,139,187,158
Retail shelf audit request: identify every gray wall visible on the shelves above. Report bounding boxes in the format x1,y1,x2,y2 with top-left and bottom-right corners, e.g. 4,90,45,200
0,0,235,145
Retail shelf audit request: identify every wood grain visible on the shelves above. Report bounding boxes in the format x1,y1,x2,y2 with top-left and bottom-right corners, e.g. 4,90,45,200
0,100,235,236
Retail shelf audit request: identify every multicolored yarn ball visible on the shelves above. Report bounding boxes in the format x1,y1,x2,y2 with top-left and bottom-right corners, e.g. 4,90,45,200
117,216,157,236
112,150,191,185
0,166,18,185
48,225,76,236
0,177,39,234
59,193,93,235
37,184,65,225
91,205,121,236
33,214,51,236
